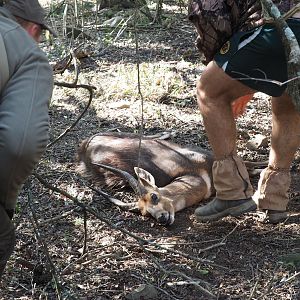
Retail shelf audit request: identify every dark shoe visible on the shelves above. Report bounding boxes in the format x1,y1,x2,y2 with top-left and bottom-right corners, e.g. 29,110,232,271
195,198,257,222
263,210,288,224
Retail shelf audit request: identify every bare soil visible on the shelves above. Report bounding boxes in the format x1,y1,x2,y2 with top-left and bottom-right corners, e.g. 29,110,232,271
0,2,299,299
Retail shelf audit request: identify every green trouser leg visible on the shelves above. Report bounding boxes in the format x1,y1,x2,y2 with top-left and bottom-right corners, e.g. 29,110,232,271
0,205,15,278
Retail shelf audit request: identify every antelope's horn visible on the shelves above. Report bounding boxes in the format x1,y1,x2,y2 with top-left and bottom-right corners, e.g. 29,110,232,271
88,185,137,209
92,162,142,195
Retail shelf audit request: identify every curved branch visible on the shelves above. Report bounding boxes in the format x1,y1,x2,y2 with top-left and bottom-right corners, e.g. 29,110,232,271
47,81,96,148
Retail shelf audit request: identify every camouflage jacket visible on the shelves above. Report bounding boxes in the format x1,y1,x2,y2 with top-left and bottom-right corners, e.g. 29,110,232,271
188,0,299,64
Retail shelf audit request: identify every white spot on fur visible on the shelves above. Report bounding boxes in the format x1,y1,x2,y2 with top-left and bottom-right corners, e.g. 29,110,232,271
200,170,212,198
173,198,186,211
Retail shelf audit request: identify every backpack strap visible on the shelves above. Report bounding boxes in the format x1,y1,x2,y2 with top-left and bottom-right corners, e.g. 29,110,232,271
0,32,9,91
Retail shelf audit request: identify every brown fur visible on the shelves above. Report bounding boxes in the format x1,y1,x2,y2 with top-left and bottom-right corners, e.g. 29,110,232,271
76,132,214,189
76,132,215,224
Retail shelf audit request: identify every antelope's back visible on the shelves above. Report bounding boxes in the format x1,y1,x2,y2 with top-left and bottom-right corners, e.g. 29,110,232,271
76,133,213,188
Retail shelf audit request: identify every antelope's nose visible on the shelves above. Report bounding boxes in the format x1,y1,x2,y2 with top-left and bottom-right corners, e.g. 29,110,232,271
157,213,170,226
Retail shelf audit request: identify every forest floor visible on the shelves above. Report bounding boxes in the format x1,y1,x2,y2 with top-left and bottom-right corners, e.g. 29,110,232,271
0,1,299,299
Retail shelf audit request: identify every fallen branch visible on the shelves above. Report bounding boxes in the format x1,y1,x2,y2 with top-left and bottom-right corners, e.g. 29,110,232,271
38,208,78,225
221,217,251,243
276,271,300,286
47,81,96,148
27,191,63,300
82,208,88,256
148,252,216,299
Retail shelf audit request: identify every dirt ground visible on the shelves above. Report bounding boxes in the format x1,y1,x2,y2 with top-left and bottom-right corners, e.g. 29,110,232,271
0,1,299,299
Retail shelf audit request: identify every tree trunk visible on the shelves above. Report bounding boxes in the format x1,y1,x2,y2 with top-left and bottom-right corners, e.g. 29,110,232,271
260,0,300,111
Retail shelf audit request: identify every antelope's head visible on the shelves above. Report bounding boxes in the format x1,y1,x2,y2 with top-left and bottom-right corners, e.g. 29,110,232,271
92,163,175,226
134,167,175,226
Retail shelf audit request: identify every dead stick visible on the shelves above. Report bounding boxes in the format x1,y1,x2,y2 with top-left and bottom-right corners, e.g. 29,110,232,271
39,208,77,225
27,191,63,300
148,252,216,299
47,82,96,148
82,208,88,255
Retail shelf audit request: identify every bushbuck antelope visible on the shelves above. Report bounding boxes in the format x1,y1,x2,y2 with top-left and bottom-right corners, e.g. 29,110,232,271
76,132,214,225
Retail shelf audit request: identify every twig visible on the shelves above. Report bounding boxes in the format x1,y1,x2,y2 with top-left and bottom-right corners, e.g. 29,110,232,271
152,0,163,24
238,261,284,300
232,71,300,86
70,48,79,84
256,215,291,235
275,271,300,287
38,208,77,225
146,241,225,255
256,266,278,299
133,1,146,171
61,252,88,276
148,252,216,299
248,277,260,299
221,217,249,243
167,280,208,286
53,45,82,78
13,200,30,229
27,192,63,300
197,242,226,254
155,240,220,246
130,273,180,300
96,15,132,57
47,82,96,148
82,208,88,255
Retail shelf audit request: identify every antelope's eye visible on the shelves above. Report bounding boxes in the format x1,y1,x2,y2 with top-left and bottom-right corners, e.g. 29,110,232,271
150,193,159,205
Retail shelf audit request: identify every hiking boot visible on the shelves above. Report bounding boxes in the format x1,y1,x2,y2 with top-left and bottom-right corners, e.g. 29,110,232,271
195,197,257,222
263,210,288,224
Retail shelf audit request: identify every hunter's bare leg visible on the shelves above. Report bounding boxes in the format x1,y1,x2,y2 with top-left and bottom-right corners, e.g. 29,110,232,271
197,62,255,158
253,94,300,223
269,94,300,169
195,62,256,222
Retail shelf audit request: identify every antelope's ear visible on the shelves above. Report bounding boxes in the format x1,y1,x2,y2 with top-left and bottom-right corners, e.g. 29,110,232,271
134,167,156,188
